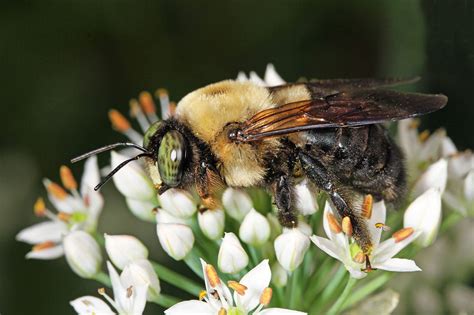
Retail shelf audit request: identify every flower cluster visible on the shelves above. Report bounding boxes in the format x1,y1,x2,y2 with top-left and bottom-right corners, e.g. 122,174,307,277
17,64,473,315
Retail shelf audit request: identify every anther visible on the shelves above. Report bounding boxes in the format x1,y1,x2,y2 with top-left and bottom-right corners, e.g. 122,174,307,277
108,109,131,132
361,194,373,219
392,227,414,243
419,130,430,142
227,281,247,296
205,264,220,288
139,91,156,114
259,287,273,306
327,213,342,233
32,241,55,252
34,197,46,217
57,212,72,222
98,288,106,295
199,290,207,301
126,285,133,298
129,98,141,117
218,308,227,315
342,216,353,237
47,181,68,200
60,165,77,190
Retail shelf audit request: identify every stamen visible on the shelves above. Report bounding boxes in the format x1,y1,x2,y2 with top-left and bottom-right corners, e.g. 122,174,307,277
392,227,414,243
126,285,133,298
169,101,177,115
342,216,353,237
98,287,118,309
361,194,373,219
327,213,342,233
218,308,227,315
155,88,170,119
32,241,55,252
108,109,131,132
227,281,247,296
47,181,68,200
57,212,72,222
419,130,430,142
205,264,221,288
60,165,77,191
34,197,46,217
199,290,207,301
259,287,273,306
129,98,150,132
409,119,420,129
139,91,157,115
375,222,391,231
353,251,366,264
98,287,106,295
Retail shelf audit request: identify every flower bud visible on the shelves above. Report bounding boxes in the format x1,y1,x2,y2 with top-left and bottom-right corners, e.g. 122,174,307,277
295,181,319,215
111,151,156,200
197,208,225,240
218,232,249,274
239,208,270,246
156,211,194,260
222,188,253,221
274,228,310,272
159,188,197,218
271,261,288,287
404,188,442,247
104,234,148,270
63,231,102,278
412,158,447,198
125,198,157,222
121,259,161,301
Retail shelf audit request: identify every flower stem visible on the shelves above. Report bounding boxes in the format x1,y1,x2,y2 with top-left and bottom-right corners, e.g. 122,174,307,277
309,265,346,314
152,294,181,308
288,267,301,309
92,271,111,287
151,261,202,296
341,273,393,311
326,277,357,315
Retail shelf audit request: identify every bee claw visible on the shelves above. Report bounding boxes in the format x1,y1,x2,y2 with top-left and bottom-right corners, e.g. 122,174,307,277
361,254,378,273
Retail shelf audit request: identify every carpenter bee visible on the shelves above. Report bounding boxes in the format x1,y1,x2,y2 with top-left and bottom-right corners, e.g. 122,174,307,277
72,77,447,271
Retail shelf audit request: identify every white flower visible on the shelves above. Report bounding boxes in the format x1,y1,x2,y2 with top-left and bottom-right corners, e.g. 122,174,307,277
271,262,288,287
121,259,161,301
198,208,225,240
222,188,253,221
295,180,319,215
218,232,249,274
156,210,194,260
71,261,148,315
443,150,474,214
404,188,442,247
412,158,448,198
16,157,104,259
165,259,307,315
63,231,103,279
239,208,271,246
104,234,149,270
236,63,286,87
274,228,310,272
159,188,197,218
311,201,421,279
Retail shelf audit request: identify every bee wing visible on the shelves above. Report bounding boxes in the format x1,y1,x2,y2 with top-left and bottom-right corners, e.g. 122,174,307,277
236,89,447,142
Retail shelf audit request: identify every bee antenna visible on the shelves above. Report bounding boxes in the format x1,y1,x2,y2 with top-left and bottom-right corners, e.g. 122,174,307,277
71,142,149,163
94,152,152,191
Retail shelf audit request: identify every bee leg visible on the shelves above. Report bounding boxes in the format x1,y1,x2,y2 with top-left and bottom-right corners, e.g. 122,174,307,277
272,175,298,228
298,152,373,253
195,161,224,210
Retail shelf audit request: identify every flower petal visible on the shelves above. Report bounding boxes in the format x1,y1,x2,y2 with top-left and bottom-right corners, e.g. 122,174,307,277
126,198,157,222
70,295,114,315
159,188,197,218
105,234,149,270
464,170,474,202
412,158,447,197
222,188,253,221
107,261,127,311
156,223,194,260
16,221,68,244
121,259,161,301
322,202,347,248
218,232,249,274
310,235,343,262
366,201,387,247
80,156,101,196
374,258,421,272
235,259,271,311
263,64,285,86
256,308,307,315
295,181,318,216
198,208,225,240
373,231,420,264
164,300,214,315
239,208,271,246
274,229,310,272
26,245,64,260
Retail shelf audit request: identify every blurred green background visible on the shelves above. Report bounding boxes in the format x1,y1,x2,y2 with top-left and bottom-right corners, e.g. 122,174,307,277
1,0,473,314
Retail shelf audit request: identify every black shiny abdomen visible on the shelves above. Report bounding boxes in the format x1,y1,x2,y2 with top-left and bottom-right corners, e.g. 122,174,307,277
298,125,406,202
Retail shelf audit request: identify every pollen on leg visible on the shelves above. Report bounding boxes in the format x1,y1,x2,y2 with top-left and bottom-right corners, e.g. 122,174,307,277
205,264,220,288
353,251,366,264
342,216,353,237
47,181,68,200
60,165,77,191
108,109,131,132
227,280,247,296
34,197,46,217
392,227,414,243
327,213,342,233
361,194,373,219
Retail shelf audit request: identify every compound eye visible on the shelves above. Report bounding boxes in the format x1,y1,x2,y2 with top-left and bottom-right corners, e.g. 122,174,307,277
158,131,187,187
143,121,164,149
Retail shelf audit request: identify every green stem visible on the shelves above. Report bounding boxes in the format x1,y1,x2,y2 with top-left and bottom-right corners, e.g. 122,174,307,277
440,212,462,233
93,271,111,287
309,265,346,314
303,257,332,307
152,294,181,308
151,261,202,296
326,277,357,315
288,267,301,309
341,273,393,310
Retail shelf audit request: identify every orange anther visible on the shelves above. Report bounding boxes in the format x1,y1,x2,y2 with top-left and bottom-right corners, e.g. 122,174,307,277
327,213,342,233
60,165,77,190
419,130,430,142
259,287,273,306
47,181,68,200
155,88,169,98
139,91,156,114
205,264,220,288
57,212,72,222
129,98,141,117
32,241,55,252
34,197,46,217
362,194,373,219
218,308,227,315
227,281,247,296
169,101,177,115
342,216,353,237
392,227,414,243
108,109,131,132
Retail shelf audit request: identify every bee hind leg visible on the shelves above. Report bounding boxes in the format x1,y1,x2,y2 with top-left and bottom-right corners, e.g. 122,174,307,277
272,175,298,228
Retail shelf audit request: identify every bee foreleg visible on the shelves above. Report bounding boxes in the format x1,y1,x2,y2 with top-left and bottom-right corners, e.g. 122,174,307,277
272,175,298,228
195,161,224,210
